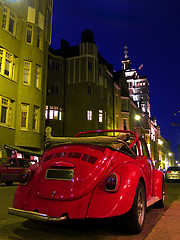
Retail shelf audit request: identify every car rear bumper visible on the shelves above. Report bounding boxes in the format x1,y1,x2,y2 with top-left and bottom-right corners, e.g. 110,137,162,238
8,207,68,222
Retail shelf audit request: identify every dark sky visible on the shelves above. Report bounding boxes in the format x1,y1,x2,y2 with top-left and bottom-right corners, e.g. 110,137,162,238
51,0,180,159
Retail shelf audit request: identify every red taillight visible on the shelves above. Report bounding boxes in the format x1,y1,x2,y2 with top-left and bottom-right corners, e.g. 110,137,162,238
105,173,120,192
19,169,35,185
166,171,171,173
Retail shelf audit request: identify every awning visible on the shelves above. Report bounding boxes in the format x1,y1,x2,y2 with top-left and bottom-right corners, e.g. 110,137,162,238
4,145,43,156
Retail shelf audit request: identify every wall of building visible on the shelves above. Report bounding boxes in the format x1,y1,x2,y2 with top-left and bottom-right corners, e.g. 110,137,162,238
0,0,52,157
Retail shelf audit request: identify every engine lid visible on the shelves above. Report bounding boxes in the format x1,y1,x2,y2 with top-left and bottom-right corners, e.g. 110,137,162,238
36,144,115,200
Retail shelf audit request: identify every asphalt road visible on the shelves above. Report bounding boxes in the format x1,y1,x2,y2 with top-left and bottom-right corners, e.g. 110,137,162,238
0,183,179,240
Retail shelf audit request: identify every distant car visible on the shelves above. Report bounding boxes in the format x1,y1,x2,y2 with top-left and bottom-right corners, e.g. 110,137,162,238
0,157,32,186
165,166,180,182
8,130,165,234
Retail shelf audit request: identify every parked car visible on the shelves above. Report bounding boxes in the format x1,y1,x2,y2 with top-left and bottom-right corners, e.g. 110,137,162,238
165,166,180,182
8,130,165,234
0,157,32,186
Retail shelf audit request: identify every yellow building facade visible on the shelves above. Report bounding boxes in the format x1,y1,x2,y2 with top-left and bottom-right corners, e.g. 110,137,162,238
0,0,53,157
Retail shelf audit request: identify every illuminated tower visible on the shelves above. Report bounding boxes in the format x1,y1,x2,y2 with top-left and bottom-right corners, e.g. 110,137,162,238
0,0,53,158
122,45,150,116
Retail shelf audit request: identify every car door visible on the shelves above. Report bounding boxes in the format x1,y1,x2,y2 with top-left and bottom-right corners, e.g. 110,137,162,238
139,139,153,200
3,158,19,182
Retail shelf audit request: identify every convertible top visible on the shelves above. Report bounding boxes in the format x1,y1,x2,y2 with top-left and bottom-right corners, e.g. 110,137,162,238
46,133,131,151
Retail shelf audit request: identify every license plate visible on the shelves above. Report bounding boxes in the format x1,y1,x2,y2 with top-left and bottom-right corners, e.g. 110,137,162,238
46,169,74,180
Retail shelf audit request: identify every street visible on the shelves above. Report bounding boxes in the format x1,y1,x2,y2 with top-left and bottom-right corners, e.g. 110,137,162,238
0,183,179,240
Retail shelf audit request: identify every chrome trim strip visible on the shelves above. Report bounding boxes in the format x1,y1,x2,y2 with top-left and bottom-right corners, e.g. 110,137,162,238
8,207,68,222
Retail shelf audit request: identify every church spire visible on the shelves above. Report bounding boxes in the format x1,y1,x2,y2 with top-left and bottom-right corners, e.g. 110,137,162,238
124,45,128,59
122,45,131,70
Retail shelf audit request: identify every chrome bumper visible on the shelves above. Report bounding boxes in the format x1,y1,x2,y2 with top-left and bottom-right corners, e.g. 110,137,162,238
8,207,68,222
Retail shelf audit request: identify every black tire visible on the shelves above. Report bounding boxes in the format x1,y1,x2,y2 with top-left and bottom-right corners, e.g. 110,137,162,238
154,178,165,208
123,181,146,234
5,181,13,186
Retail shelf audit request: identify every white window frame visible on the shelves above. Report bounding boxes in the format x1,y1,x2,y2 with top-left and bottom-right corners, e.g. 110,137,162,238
20,104,29,129
26,23,33,44
23,61,31,85
33,106,40,132
2,7,17,36
35,64,41,89
0,96,14,127
0,48,14,79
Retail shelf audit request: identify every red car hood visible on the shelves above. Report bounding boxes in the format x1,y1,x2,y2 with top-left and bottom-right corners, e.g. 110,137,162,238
35,144,115,200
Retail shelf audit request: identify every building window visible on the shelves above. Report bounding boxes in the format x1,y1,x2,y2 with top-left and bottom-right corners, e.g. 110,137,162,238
28,0,35,7
23,61,31,85
88,62,92,70
35,64,41,89
45,105,48,119
59,107,62,120
88,86,91,95
123,118,127,130
122,99,129,112
99,110,103,123
0,96,14,127
0,48,14,79
33,106,39,132
50,84,59,95
2,7,17,36
87,110,92,121
46,106,63,121
21,104,29,129
26,24,33,44
49,106,58,120
51,57,61,71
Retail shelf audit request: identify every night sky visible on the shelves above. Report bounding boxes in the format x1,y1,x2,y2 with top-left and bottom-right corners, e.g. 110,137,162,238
51,0,180,159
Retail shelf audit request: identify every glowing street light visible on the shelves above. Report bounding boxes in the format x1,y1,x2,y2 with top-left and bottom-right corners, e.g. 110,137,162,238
168,152,173,157
135,115,141,121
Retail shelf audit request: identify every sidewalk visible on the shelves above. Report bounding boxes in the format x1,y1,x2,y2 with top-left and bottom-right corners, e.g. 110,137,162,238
145,201,180,240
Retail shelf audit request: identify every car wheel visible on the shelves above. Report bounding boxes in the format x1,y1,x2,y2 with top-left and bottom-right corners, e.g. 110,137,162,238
5,181,13,186
154,179,165,208
123,181,146,234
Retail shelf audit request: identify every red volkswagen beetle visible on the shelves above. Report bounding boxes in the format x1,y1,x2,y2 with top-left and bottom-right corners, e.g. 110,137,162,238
8,130,165,233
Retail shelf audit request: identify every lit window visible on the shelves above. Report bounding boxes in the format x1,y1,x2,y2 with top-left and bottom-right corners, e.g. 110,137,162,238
26,24,33,44
35,64,41,89
59,107,62,120
2,7,17,36
99,110,103,123
49,106,61,120
45,105,48,119
33,106,39,132
23,61,31,85
87,110,92,121
21,104,29,129
0,96,14,127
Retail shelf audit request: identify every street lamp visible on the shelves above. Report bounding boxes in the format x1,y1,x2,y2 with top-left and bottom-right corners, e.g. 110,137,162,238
135,115,141,121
